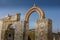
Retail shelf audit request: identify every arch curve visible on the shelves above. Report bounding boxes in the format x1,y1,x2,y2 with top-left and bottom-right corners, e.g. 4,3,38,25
24,7,45,21
24,6,45,40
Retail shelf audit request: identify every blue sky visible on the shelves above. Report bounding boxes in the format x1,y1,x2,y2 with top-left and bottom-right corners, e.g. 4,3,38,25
0,0,60,33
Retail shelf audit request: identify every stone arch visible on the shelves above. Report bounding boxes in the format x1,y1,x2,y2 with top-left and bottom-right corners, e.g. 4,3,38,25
24,6,45,40
4,24,15,40
24,7,45,21
1,23,16,40
7,24,16,30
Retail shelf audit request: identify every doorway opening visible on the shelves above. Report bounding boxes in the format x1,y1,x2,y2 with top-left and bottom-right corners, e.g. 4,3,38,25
29,12,39,40
4,24,15,40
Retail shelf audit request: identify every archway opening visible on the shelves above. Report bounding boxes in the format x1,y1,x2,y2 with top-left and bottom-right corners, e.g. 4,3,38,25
29,12,39,40
4,24,15,40
29,12,39,29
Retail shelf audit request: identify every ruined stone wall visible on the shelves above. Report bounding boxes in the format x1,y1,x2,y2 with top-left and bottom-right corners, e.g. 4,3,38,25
0,13,23,40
